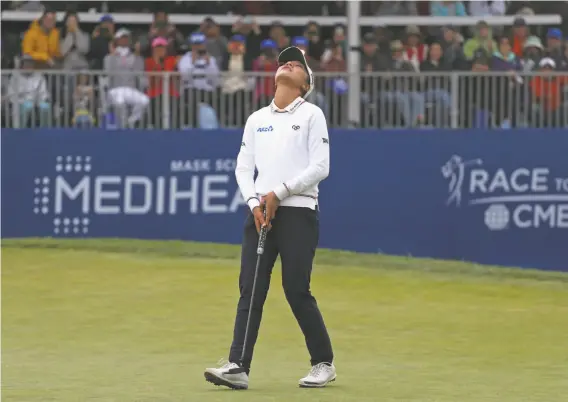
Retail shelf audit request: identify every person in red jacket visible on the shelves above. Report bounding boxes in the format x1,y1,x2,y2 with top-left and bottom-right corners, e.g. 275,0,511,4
252,39,280,106
530,57,568,127
145,37,179,128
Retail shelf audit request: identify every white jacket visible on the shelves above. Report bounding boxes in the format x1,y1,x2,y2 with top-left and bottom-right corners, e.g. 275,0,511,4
6,72,49,106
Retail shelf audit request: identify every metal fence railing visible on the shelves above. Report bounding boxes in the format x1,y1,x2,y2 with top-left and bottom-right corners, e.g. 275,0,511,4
2,69,568,129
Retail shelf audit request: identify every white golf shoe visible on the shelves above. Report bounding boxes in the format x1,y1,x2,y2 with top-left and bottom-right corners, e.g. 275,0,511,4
204,361,249,390
298,362,337,388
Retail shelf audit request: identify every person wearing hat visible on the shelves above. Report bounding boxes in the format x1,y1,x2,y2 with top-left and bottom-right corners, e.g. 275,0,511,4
464,20,497,61
21,8,61,68
520,36,544,73
221,34,253,127
291,36,321,71
545,28,564,65
178,31,221,128
6,54,52,128
145,37,180,128
252,39,280,105
361,32,390,72
104,28,149,128
512,17,530,58
291,36,309,55
530,57,568,127
89,14,115,69
403,25,428,72
381,40,424,127
204,45,336,390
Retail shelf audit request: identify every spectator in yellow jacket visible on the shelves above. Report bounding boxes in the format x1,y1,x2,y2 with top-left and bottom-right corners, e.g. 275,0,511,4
22,10,61,67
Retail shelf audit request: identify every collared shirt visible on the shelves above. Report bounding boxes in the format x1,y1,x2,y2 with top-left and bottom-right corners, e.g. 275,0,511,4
235,97,330,211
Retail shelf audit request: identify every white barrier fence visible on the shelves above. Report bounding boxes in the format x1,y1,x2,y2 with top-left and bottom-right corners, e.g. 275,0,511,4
2,70,568,129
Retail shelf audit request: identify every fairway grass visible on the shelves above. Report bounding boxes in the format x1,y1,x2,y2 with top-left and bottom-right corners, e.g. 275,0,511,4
2,239,568,402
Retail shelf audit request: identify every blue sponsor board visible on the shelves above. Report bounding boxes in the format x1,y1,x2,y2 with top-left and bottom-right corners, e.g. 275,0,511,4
2,129,567,271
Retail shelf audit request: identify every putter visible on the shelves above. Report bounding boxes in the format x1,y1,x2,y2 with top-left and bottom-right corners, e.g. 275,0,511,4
235,207,268,373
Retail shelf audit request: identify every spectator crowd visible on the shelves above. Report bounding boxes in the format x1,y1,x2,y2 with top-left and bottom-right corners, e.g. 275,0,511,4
1,0,568,129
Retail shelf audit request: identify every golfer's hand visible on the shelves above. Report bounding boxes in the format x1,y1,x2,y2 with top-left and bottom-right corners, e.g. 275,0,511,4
262,192,280,230
252,206,266,234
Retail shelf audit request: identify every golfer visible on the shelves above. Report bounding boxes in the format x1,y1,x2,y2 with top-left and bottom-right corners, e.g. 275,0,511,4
204,46,335,389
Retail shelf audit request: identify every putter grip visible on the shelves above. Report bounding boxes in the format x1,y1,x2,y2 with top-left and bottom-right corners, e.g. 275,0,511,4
257,208,268,255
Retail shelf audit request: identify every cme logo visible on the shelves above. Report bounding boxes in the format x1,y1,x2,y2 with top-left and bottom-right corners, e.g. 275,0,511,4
257,126,274,133
442,155,568,231
32,156,246,237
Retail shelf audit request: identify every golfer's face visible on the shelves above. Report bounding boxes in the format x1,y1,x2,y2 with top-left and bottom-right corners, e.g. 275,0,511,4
276,61,307,85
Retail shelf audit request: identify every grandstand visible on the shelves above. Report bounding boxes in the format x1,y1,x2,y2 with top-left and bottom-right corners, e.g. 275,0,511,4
1,0,567,129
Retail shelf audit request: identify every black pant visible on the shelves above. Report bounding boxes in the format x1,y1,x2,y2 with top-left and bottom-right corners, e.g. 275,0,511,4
228,206,334,371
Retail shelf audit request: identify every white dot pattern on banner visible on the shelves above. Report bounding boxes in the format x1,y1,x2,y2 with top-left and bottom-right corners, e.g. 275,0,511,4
32,176,52,214
55,155,92,172
52,215,91,235
50,156,94,234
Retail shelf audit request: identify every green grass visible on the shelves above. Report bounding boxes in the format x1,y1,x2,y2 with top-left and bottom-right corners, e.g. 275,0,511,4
2,239,568,402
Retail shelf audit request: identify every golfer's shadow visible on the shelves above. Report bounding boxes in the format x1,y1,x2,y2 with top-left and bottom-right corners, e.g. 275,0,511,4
205,382,345,393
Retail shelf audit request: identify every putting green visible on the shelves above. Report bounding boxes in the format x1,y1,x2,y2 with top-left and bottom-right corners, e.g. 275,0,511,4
2,239,568,401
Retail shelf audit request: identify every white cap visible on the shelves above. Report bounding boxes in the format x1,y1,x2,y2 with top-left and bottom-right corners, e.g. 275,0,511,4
277,46,315,99
539,57,556,69
114,28,131,39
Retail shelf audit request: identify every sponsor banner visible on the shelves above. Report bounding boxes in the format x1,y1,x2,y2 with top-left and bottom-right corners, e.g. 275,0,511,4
2,129,567,271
